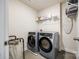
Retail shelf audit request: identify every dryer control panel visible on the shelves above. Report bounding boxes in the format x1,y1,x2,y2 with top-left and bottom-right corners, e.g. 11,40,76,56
39,33,52,38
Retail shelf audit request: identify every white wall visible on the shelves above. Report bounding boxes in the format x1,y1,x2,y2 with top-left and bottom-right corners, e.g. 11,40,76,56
76,1,79,59
62,3,77,54
76,2,79,37
9,0,38,50
38,4,60,33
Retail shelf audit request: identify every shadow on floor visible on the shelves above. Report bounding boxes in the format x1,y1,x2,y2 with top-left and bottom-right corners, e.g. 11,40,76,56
57,50,76,59
25,50,76,59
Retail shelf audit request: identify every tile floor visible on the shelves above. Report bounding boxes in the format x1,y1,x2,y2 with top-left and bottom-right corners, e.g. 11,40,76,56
57,51,76,59
25,50,46,59
25,50,76,59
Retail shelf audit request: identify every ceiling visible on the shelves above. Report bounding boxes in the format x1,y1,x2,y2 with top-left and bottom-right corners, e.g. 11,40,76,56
20,0,65,11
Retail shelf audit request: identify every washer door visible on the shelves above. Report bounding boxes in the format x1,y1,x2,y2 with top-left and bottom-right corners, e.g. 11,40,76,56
28,35,35,48
39,37,52,53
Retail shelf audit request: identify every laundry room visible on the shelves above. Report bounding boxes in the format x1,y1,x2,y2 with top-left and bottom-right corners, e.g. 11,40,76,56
8,0,60,59
0,0,79,59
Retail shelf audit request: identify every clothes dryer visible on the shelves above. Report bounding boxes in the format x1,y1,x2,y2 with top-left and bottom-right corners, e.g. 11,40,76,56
39,32,59,59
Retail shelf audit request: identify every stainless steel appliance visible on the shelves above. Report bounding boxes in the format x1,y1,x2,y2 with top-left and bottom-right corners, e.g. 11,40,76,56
39,32,59,59
27,32,39,52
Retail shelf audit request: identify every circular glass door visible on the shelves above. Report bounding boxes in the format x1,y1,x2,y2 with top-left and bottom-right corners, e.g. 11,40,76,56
39,37,52,53
28,35,35,48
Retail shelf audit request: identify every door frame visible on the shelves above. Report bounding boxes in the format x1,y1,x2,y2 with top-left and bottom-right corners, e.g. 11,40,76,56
0,0,9,59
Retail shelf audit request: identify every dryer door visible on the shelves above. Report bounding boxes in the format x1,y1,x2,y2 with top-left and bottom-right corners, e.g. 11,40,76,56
28,35,35,48
39,37,52,53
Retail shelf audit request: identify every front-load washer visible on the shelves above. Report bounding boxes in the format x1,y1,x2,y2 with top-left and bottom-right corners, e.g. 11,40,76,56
27,32,39,52
39,32,59,59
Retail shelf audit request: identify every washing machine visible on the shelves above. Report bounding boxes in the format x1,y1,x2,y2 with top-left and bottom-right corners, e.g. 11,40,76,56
27,32,39,52
39,32,59,59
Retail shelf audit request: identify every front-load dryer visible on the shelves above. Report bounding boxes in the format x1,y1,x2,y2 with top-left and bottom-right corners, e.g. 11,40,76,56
39,32,59,59
27,32,39,52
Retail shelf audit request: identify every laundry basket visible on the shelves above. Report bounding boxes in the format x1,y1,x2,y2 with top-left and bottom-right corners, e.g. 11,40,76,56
9,36,25,59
